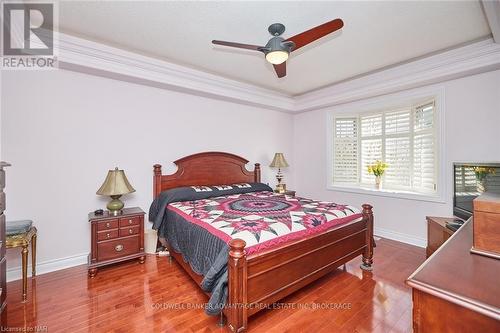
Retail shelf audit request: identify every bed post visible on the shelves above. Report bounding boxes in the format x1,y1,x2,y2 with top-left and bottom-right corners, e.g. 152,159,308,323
361,204,374,271
153,164,162,198
254,163,261,183
227,239,247,333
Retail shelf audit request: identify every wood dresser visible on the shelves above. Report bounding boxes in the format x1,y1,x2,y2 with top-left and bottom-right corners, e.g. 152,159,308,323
0,162,9,326
407,218,500,332
88,207,145,277
426,216,458,258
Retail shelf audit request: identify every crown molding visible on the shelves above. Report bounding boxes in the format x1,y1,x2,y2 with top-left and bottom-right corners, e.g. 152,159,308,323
293,38,500,112
55,32,294,112
52,32,500,114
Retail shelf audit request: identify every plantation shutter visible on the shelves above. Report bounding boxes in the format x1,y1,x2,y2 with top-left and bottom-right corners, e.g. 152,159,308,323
332,99,438,195
413,102,436,192
384,110,411,188
333,117,358,184
360,114,383,184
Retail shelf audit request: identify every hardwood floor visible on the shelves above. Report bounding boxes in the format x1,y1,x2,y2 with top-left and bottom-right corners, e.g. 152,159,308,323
5,238,425,332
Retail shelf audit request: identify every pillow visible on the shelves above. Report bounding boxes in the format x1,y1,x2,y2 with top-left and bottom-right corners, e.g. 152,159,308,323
149,182,273,228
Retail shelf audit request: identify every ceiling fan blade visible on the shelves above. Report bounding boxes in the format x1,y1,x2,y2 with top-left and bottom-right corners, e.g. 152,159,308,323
273,62,286,78
212,40,264,51
286,18,344,51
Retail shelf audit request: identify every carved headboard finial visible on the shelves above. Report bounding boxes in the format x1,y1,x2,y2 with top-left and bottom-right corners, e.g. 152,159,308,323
153,164,162,176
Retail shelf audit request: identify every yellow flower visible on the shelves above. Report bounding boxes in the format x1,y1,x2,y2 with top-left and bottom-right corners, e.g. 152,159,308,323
367,160,388,177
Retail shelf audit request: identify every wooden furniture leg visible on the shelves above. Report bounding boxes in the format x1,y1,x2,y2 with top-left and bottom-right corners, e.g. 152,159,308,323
31,233,37,277
361,204,374,271
88,268,97,278
21,246,28,301
227,239,247,333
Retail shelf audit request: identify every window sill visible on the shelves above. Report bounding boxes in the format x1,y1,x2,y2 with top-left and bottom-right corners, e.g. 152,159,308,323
327,184,446,203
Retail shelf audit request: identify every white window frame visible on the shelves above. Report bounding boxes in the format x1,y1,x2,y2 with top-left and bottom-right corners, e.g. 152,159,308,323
326,85,446,203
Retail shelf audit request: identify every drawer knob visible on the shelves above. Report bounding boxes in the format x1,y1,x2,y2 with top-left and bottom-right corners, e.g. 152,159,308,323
106,222,110,228
106,233,110,238
115,244,124,252
129,229,133,234
128,219,133,224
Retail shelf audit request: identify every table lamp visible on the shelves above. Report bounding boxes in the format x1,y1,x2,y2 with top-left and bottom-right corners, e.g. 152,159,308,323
96,167,136,216
269,153,289,193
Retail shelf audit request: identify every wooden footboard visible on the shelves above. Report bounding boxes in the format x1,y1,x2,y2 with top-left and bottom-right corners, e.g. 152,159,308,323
226,204,374,332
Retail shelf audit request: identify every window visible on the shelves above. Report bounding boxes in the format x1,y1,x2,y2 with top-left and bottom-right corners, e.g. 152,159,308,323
332,100,437,195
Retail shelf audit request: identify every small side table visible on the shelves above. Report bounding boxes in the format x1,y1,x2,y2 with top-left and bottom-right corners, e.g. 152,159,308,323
88,207,145,277
426,216,460,258
6,220,37,301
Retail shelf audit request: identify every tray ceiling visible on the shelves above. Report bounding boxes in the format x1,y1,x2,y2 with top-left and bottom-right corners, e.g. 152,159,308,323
56,1,491,95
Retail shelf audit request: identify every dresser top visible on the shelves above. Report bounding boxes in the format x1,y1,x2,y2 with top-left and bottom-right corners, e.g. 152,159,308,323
88,207,145,221
407,218,500,319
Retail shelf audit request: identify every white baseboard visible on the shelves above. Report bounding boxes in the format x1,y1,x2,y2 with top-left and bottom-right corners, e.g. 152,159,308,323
7,253,88,282
374,227,426,248
5,229,424,282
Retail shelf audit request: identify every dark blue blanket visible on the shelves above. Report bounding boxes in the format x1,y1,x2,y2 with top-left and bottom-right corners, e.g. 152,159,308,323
149,183,272,315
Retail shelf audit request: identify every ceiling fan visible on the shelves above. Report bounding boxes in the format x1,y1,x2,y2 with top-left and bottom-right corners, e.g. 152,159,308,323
212,18,344,78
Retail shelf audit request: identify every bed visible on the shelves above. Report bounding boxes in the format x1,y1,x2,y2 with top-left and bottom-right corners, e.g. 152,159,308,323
150,152,374,332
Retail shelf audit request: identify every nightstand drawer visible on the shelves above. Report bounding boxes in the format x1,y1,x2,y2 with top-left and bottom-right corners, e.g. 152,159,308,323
119,216,140,227
97,219,119,231
119,225,139,237
97,236,139,262
97,229,119,241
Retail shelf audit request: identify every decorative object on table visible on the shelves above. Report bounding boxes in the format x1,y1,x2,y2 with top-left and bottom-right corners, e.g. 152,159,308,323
471,192,500,259
269,153,289,193
88,207,145,277
472,166,495,193
367,160,388,190
6,220,37,301
96,167,136,216
445,219,465,232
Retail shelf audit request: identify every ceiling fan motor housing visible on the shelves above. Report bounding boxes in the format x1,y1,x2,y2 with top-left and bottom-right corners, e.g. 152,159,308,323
262,37,294,55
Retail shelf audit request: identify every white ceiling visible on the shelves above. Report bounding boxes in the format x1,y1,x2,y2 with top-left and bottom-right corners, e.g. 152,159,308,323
56,1,491,96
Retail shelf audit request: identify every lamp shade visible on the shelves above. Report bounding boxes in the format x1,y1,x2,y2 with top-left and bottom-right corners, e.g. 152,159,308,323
269,153,289,168
96,167,136,196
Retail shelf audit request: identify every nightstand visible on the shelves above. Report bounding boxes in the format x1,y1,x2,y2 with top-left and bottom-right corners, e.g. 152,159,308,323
426,216,461,258
88,207,145,277
275,190,296,197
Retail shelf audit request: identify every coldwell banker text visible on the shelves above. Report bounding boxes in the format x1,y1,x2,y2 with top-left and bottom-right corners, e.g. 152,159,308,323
1,2,57,69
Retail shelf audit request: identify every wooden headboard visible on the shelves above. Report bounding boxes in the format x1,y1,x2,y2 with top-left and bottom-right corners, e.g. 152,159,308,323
153,152,261,198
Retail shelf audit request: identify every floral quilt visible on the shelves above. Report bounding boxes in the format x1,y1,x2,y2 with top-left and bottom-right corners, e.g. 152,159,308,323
167,191,362,255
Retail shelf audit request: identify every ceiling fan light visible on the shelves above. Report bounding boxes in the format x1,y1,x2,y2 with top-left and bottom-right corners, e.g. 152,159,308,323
266,50,288,65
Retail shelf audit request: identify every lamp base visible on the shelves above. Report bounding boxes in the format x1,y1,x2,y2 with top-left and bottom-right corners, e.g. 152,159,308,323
275,183,287,194
107,195,124,216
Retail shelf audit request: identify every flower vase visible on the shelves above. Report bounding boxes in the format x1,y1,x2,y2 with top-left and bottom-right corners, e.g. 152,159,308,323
477,179,487,193
375,176,382,190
